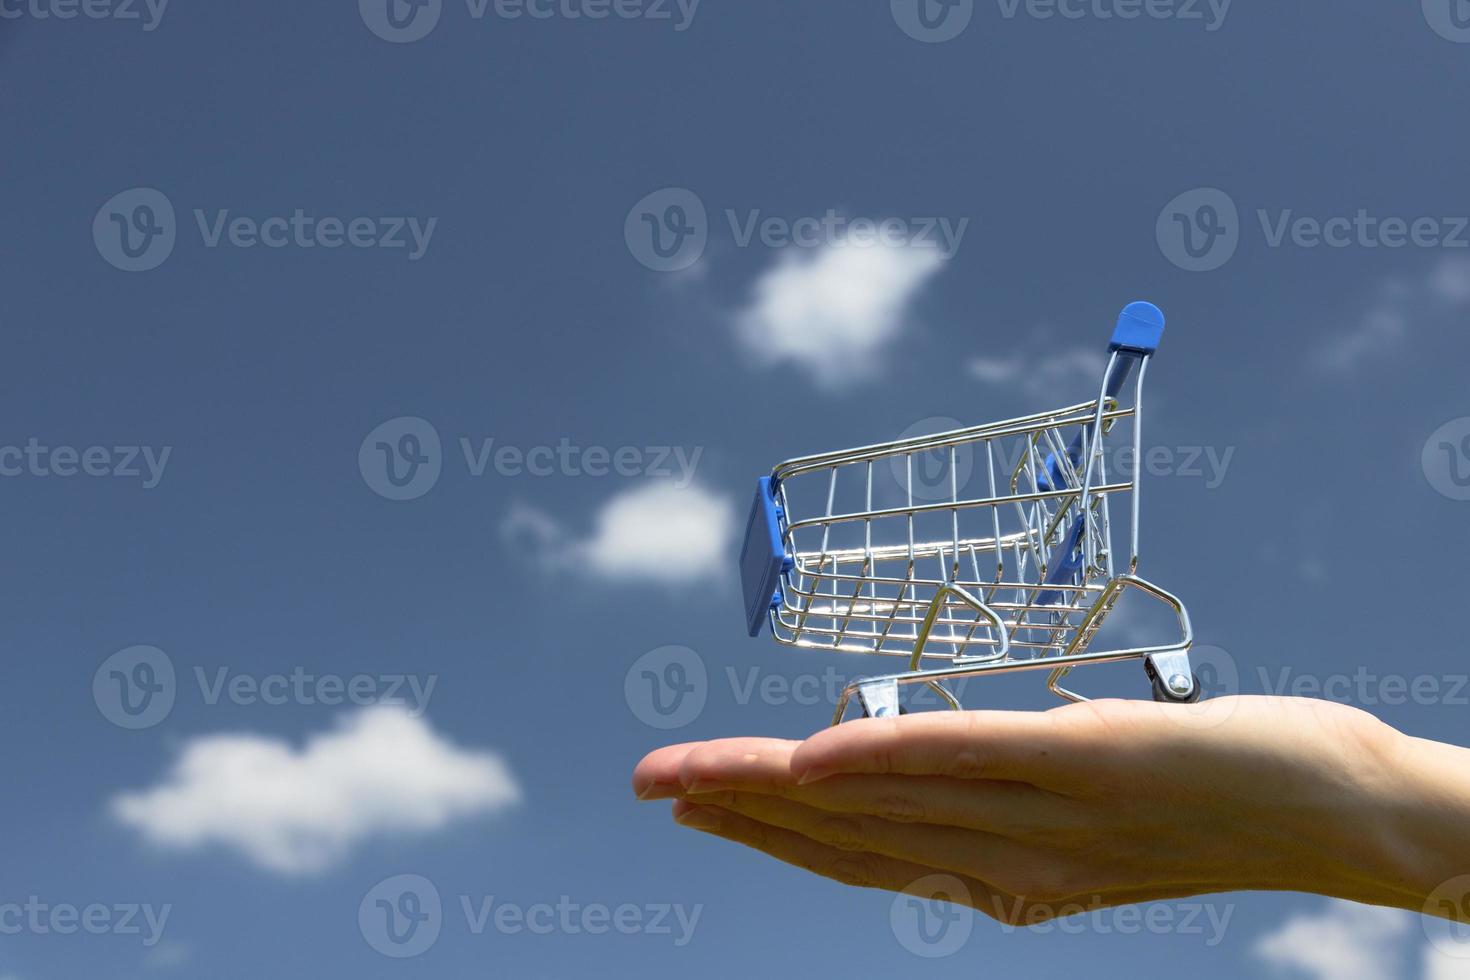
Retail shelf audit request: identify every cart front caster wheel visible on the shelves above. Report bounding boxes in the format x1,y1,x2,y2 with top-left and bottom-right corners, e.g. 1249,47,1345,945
1151,671,1202,704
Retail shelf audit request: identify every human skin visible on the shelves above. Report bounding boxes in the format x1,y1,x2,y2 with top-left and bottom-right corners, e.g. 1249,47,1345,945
632,696,1470,922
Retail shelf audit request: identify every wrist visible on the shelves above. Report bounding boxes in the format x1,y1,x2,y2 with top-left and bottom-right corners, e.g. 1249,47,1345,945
1349,727,1470,912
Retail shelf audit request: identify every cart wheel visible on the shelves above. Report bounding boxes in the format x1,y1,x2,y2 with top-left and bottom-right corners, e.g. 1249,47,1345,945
1151,671,1202,704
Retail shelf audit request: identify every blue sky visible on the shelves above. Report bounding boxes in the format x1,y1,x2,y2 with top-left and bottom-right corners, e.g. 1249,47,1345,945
2,1,1470,977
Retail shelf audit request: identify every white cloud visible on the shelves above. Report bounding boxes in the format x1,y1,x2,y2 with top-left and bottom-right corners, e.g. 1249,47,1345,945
1430,255,1470,305
1425,944,1470,980
969,339,1107,400
111,707,520,876
1314,256,1470,375
144,942,192,969
503,481,737,586
1313,295,1408,375
733,240,945,387
1253,899,1412,980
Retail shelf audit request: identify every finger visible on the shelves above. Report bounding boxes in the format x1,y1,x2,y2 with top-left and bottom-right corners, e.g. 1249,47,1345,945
790,710,1086,788
675,739,1078,836
672,802,1232,918
684,790,1045,888
676,740,805,793
632,742,707,800
668,800,1014,915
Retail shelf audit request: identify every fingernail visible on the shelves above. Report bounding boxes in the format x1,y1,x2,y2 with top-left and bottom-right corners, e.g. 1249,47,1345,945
795,768,827,786
675,806,723,832
636,782,677,800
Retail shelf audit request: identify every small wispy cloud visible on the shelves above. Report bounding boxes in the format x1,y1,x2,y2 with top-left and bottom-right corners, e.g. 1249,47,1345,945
733,239,946,387
1425,947,1470,980
1430,255,1470,304
1313,255,1470,375
1250,898,1470,980
502,481,737,586
968,330,1107,400
111,707,520,876
144,942,192,970
1253,899,1412,980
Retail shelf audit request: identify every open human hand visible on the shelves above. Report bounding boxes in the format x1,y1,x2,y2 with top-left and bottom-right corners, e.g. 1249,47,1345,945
633,696,1470,922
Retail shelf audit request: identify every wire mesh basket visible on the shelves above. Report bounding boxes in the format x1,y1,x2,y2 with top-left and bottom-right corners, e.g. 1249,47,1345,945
738,302,1199,724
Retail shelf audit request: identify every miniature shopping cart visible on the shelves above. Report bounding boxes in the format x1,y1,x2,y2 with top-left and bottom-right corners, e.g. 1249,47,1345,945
739,302,1199,725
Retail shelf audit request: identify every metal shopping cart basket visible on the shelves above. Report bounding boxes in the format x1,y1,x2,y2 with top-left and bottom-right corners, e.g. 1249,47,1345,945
738,301,1199,725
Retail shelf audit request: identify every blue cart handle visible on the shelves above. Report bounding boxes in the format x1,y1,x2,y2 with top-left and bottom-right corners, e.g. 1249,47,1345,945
1038,301,1165,492
1038,301,1164,599
1103,301,1165,397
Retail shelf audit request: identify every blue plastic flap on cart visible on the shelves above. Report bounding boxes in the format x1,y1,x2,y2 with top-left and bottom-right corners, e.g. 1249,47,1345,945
1037,441,1083,493
1109,301,1165,355
740,477,788,638
1038,516,1086,606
